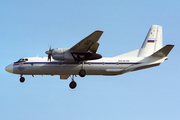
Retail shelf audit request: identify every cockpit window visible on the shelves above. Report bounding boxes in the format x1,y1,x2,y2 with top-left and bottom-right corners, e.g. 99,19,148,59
15,58,28,63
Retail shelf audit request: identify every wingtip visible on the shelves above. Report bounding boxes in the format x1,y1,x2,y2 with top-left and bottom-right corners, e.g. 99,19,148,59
166,44,174,47
96,30,104,32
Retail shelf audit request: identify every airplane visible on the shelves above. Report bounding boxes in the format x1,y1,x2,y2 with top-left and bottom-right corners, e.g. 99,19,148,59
5,25,174,89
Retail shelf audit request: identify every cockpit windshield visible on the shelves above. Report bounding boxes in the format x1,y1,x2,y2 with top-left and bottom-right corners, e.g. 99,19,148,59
15,58,28,63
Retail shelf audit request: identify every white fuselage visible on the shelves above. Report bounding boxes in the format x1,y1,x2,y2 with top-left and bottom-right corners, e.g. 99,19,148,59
5,56,165,76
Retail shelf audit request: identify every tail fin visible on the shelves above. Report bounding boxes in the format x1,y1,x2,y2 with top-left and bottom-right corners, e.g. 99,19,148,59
138,25,163,57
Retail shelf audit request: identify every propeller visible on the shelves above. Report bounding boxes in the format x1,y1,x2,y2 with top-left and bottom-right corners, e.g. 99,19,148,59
45,46,53,62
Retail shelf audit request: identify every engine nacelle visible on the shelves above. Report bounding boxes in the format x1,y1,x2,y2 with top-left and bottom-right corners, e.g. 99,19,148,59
52,48,68,54
52,48,75,62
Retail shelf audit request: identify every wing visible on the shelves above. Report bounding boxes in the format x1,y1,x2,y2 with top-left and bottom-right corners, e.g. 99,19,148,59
70,30,103,53
69,30,103,61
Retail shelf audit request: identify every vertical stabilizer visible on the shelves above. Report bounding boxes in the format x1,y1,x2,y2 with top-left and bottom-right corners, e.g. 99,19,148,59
138,25,163,57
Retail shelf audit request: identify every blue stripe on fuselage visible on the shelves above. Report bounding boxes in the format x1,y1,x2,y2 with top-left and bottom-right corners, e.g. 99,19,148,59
13,62,141,66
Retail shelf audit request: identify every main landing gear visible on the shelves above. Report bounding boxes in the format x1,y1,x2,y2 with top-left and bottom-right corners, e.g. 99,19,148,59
70,61,86,89
79,69,86,77
69,75,77,89
79,62,86,77
20,75,25,83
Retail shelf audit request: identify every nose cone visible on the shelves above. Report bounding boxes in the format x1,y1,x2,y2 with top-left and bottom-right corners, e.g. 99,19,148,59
5,64,13,73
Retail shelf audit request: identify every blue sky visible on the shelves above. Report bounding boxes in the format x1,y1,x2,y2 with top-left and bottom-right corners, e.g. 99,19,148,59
1,0,180,120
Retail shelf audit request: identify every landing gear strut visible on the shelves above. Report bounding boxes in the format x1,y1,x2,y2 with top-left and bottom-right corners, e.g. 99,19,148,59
69,75,77,89
79,62,86,77
20,75,25,83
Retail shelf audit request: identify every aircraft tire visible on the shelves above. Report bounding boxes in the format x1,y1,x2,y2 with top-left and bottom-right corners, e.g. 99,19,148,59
79,69,86,77
69,81,77,89
20,77,25,83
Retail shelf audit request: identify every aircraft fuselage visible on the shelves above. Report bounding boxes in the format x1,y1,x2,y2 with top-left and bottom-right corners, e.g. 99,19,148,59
6,57,144,76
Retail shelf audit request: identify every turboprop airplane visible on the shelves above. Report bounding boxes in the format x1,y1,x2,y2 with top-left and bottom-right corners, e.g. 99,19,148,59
5,25,174,89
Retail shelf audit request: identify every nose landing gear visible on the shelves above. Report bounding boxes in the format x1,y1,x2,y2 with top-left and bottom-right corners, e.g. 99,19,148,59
20,75,25,83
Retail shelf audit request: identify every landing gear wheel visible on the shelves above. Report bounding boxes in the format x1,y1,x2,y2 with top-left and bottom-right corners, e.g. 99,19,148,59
69,81,77,89
79,69,86,77
20,77,25,83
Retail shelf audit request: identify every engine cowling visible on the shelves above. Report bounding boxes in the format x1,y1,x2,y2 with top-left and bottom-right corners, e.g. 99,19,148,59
52,48,75,62
49,48,102,62
51,48,67,54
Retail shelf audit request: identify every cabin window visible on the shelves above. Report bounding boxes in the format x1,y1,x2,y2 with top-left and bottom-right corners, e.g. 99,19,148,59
102,62,105,65
116,62,119,65
88,62,91,65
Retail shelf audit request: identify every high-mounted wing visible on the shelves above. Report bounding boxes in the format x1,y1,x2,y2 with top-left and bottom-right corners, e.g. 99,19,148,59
70,30,103,53
69,30,103,61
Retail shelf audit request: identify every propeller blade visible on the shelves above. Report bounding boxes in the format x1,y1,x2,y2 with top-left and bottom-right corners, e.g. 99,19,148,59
46,46,52,62
48,46,51,51
48,54,51,62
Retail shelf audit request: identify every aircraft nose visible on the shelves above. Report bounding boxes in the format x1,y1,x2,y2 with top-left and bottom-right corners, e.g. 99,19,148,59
5,64,13,73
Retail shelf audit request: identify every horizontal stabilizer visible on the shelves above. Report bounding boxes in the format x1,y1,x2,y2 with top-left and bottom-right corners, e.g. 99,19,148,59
151,44,174,57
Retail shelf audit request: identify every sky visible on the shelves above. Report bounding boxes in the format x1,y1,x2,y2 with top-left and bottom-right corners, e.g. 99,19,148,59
1,0,180,120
